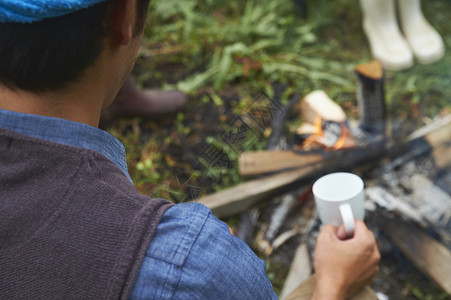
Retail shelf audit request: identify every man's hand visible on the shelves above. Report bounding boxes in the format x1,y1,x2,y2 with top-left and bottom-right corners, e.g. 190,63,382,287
312,220,380,300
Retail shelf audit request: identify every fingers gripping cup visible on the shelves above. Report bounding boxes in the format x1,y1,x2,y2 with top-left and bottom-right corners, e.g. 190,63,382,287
312,172,365,237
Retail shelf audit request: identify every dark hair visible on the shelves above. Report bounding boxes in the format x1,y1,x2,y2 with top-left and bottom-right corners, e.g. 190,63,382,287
0,0,150,92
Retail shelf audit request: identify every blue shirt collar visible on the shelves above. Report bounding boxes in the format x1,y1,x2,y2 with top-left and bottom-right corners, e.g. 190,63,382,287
0,108,132,182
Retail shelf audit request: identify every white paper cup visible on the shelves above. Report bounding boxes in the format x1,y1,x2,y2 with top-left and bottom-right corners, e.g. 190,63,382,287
312,172,365,237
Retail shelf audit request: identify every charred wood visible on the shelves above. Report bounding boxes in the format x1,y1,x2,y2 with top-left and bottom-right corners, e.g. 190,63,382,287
355,60,386,135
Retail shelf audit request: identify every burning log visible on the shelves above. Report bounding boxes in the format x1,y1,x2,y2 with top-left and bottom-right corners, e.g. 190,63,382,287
298,119,357,151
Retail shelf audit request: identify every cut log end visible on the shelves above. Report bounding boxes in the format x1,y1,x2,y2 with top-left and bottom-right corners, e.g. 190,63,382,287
355,60,384,79
300,90,347,124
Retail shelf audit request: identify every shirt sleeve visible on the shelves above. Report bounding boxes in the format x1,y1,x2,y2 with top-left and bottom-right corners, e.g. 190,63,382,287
130,202,278,300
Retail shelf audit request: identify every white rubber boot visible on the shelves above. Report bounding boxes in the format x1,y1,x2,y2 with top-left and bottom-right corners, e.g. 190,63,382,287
398,0,445,64
360,0,414,71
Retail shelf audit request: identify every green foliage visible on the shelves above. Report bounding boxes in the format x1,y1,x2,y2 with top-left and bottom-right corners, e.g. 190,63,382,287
175,112,191,135
146,0,352,93
264,259,288,296
384,54,451,118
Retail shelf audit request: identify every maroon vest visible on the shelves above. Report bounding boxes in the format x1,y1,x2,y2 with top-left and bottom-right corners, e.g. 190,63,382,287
0,128,173,299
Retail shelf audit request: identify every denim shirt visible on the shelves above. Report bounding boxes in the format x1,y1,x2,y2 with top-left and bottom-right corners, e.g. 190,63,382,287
0,108,278,300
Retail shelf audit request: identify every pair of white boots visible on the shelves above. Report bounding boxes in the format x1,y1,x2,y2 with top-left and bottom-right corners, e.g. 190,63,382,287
360,0,445,71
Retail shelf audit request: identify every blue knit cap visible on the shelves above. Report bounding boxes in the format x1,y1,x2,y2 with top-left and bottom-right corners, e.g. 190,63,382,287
0,0,108,23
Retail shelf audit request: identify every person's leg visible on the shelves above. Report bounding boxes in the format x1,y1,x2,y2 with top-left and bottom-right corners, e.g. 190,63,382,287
360,0,413,71
282,275,378,300
108,78,187,117
398,0,445,64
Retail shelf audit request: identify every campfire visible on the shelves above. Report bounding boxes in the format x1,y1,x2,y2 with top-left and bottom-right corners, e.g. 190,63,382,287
297,113,356,151
198,60,451,297
295,90,355,150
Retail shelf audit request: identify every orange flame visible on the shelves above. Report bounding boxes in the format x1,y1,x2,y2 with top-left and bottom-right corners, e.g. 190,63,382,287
302,116,354,150
333,124,349,150
302,116,324,149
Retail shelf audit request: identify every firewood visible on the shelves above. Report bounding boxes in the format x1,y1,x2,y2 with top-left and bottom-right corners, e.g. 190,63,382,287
265,193,297,242
355,60,386,134
198,161,330,218
386,114,451,170
236,208,259,246
283,275,377,300
365,186,424,225
199,115,450,219
407,114,451,150
380,215,451,294
239,150,324,176
354,60,383,80
433,143,451,169
242,114,451,176
410,174,451,228
271,228,300,253
295,123,316,136
299,90,347,124
280,243,311,300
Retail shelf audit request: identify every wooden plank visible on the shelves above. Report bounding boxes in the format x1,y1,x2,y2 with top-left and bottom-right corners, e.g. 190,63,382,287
283,275,376,300
198,162,328,218
408,114,451,146
239,150,323,176
300,90,347,124
280,243,311,300
433,142,451,168
381,217,451,294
